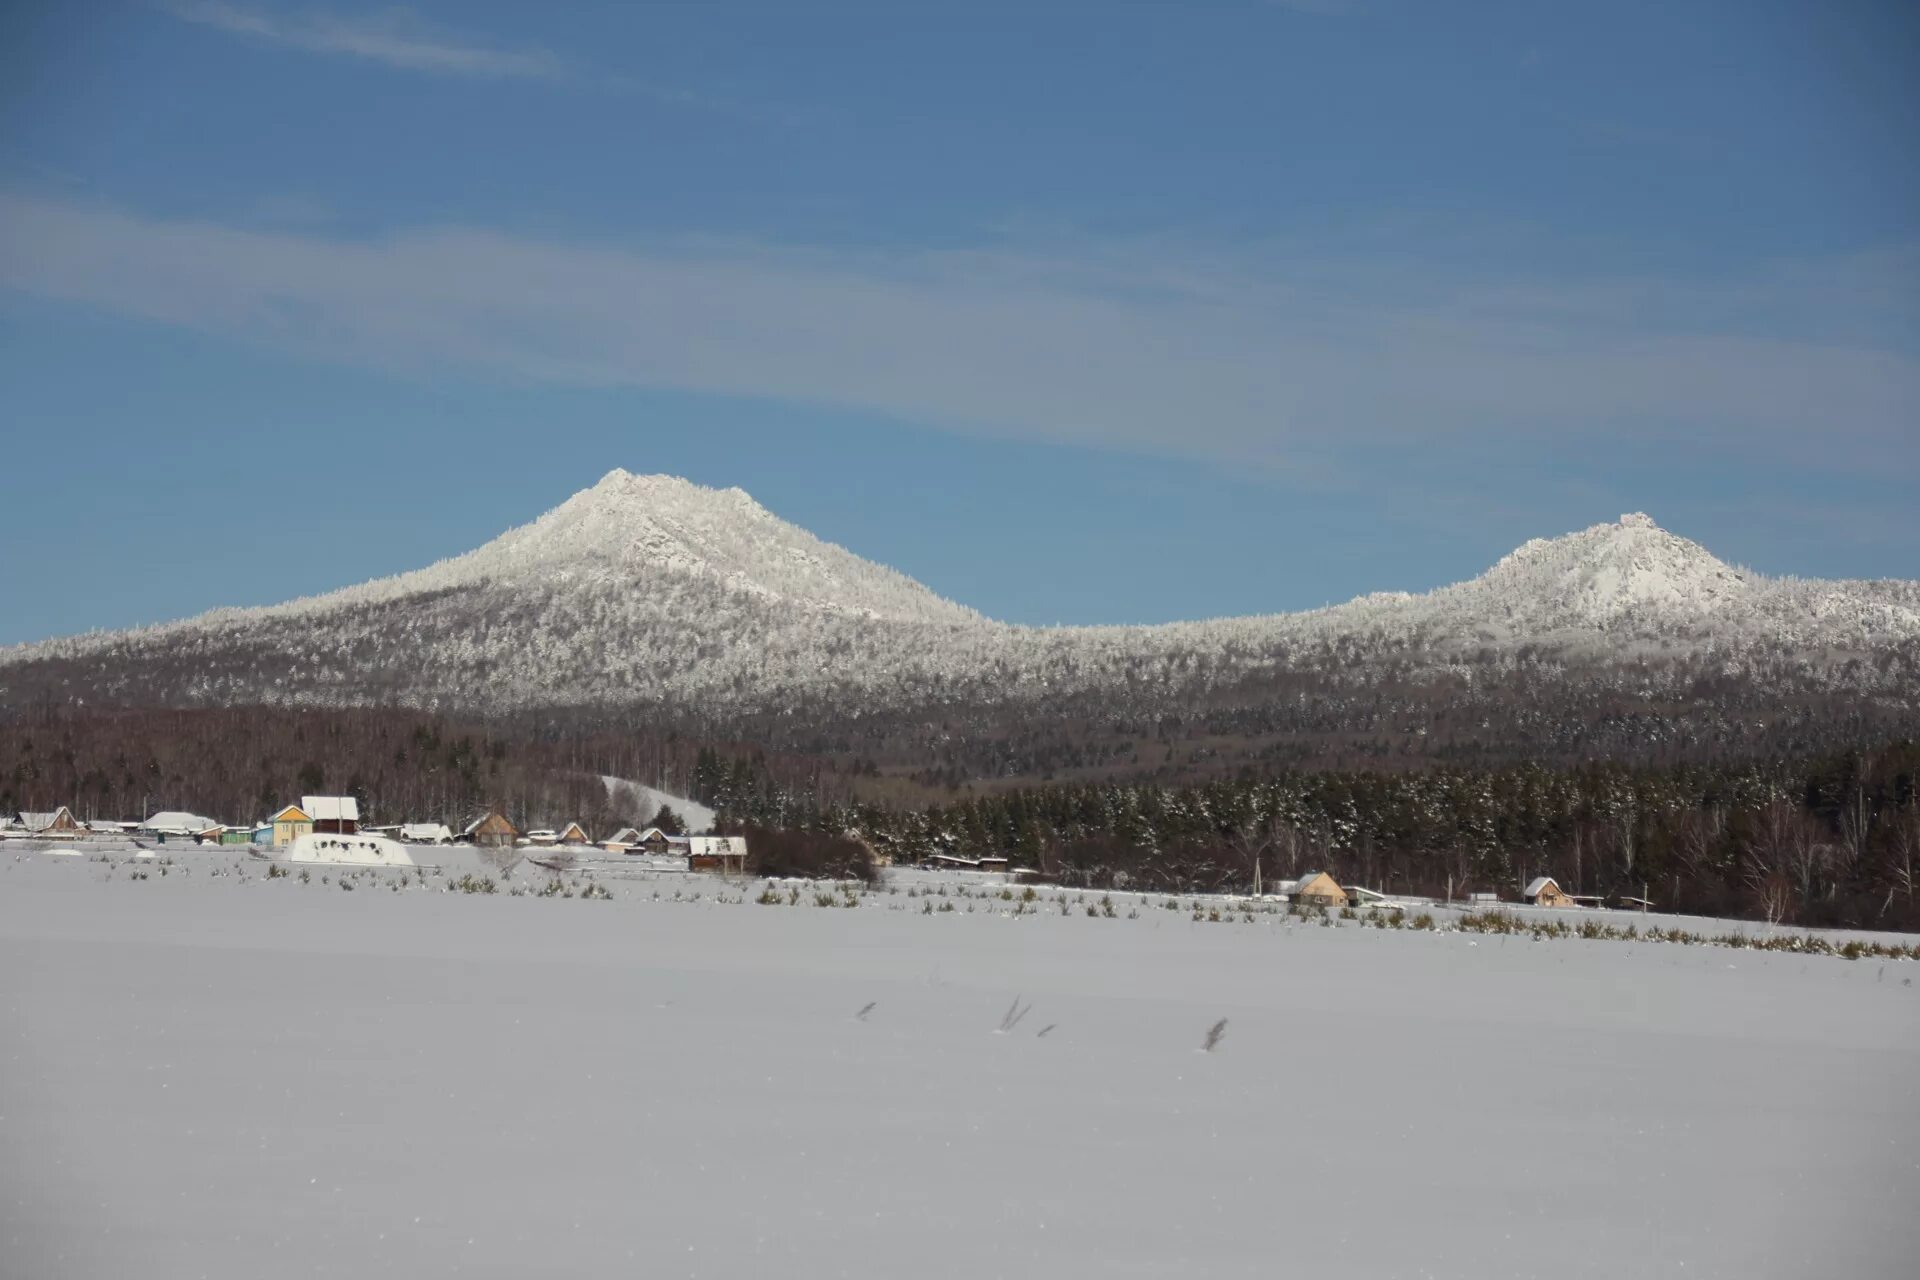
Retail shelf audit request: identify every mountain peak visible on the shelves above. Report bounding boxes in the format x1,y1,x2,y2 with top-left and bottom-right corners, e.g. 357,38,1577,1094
1457,512,1750,631
395,472,980,626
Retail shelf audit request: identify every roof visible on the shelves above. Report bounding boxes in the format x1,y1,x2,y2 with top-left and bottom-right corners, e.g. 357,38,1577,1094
399,823,453,841
302,796,360,823
462,811,516,835
1525,876,1560,897
604,827,642,844
269,804,312,823
17,809,71,831
142,811,220,833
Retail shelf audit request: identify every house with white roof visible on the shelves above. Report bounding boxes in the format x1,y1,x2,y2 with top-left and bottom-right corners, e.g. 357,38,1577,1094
16,806,83,837
302,796,360,834
1523,876,1576,908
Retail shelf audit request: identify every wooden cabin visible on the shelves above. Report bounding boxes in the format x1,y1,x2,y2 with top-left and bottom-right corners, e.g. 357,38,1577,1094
268,804,314,848
687,835,747,874
1290,871,1349,908
463,811,519,848
16,806,83,837
302,796,360,835
555,820,590,846
1523,876,1576,908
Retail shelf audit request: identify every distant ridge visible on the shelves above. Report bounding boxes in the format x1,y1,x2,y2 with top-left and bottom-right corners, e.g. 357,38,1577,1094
4,474,1916,773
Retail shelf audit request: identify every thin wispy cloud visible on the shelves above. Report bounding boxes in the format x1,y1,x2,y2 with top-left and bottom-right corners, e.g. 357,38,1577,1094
161,2,565,79
0,193,1913,476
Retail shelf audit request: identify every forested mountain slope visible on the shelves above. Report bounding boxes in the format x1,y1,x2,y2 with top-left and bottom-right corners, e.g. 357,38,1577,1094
4,471,1916,772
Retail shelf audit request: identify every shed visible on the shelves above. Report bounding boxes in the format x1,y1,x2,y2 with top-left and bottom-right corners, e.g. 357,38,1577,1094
140,811,221,839
555,820,591,846
17,806,83,837
463,811,518,848
268,804,314,848
1523,876,1575,908
601,826,642,853
1291,871,1349,908
218,827,256,846
399,823,454,845
687,835,747,874
302,796,360,835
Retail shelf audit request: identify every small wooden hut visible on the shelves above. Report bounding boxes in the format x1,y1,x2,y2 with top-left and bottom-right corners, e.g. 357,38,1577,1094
687,835,747,874
1290,871,1349,908
555,820,590,846
464,811,519,848
1523,876,1576,908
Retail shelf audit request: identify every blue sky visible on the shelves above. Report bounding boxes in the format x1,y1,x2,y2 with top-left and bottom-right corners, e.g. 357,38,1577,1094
2,0,1916,644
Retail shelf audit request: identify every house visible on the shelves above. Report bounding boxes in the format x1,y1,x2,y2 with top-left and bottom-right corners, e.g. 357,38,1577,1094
399,823,454,845
687,835,747,874
1523,876,1576,908
140,811,221,839
302,796,360,835
601,826,642,853
1290,871,1349,908
267,805,314,848
17,806,83,837
463,811,518,848
555,820,591,846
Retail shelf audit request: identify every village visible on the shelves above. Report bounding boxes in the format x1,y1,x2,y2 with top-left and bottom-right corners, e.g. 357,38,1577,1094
3,800,1656,913
0,799,752,874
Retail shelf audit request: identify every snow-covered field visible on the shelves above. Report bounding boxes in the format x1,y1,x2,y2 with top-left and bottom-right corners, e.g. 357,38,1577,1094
3,849,1916,1279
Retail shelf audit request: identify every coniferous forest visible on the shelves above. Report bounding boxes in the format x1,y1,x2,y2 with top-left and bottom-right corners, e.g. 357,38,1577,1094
3,706,1916,931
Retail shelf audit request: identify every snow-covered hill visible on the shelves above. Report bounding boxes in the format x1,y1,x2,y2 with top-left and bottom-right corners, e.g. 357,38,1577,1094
2,474,1916,742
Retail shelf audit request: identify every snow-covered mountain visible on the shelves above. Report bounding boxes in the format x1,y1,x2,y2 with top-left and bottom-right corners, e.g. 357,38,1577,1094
3,473,1916,764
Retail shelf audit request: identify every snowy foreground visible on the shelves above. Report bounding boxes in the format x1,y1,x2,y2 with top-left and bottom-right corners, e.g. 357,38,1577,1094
3,852,1917,1280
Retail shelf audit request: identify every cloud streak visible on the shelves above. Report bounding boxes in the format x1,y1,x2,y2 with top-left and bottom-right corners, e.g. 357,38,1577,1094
1,193,1914,474
161,2,565,79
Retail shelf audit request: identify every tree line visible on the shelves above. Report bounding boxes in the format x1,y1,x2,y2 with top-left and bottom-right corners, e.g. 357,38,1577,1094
699,744,1920,931
5,706,1916,930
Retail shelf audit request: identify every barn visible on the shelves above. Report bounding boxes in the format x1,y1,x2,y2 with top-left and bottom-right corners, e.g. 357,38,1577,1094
1290,871,1349,908
463,811,519,848
302,796,360,835
1523,876,1576,908
268,805,314,848
687,835,747,874
17,806,83,838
